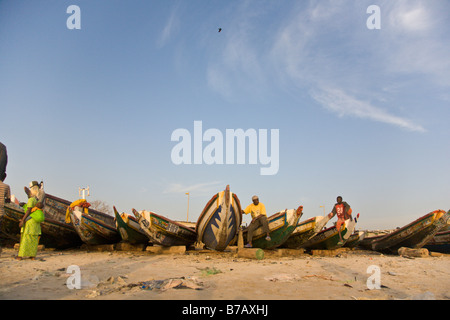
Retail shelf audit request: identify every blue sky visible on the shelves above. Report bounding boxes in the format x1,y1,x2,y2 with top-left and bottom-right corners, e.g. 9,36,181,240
1,0,449,230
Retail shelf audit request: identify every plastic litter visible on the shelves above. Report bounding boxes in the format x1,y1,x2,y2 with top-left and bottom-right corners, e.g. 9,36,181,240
140,277,203,291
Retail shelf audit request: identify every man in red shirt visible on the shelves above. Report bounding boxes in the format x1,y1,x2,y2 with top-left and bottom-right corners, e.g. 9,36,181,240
328,196,352,245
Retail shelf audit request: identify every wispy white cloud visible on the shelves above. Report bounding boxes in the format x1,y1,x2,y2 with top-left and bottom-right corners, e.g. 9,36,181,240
382,1,450,87
310,86,426,132
387,1,433,33
270,0,450,131
204,0,449,132
157,6,180,48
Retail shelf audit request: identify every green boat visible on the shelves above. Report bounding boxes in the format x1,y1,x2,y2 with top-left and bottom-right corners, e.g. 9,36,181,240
132,208,197,247
114,206,149,245
344,231,366,248
301,218,357,250
281,215,331,249
243,206,303,249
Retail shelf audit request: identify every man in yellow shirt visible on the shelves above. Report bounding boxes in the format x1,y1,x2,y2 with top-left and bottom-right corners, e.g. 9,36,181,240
242,196,271,247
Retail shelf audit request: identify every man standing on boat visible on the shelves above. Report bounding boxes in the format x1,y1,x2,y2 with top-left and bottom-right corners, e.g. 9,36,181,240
328,196,352,245
242,196,271,248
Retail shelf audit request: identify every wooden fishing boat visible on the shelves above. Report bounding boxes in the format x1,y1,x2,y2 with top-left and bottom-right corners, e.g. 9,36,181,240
132,208,197,247
359,210,449,253
424,224,450,253
344,231,366,248
243,206,304,249
0,203,21,241
281,215,331,249
196,185,242,251
67,200,121,245
114,206,149,245
1,193,83,249
301,218,357,250
0,193,23,241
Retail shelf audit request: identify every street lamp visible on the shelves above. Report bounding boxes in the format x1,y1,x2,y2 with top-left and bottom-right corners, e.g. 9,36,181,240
79,186,90,200
185,192,190,222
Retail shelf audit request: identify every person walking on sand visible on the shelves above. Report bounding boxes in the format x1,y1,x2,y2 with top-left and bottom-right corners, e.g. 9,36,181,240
17,182,45,260
328,196,352,245
242,196,271,248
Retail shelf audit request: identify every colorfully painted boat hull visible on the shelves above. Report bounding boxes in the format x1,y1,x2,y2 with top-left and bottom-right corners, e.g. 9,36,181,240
281,215,330,249
344,231,366,248
244,206,303,249
133,208,197,247
360,210,449,253
1,193,83,249
196,185,242,251
69,206,120,245
114,206,149,245
424,225,450,253
301,218,357,250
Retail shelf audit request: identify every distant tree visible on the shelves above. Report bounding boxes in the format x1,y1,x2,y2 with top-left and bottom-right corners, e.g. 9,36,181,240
89,200,113,215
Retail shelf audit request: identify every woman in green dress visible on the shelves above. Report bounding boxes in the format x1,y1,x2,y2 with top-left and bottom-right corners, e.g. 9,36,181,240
17,184,45,260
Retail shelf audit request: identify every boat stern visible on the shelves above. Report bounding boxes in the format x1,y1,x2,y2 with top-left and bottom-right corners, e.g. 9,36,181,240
314,215,331,233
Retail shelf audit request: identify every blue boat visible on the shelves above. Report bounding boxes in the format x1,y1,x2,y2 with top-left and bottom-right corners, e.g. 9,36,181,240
196,185,242,251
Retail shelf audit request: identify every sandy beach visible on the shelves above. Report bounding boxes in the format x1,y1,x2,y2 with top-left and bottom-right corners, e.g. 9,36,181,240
0,245,448,301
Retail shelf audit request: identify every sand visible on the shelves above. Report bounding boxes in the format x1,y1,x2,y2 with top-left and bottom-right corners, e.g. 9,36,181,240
0,246,449,301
